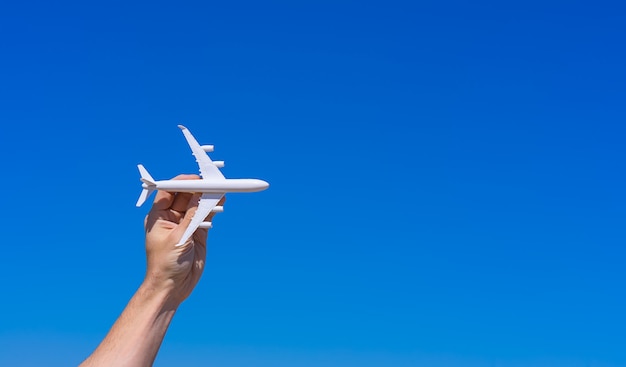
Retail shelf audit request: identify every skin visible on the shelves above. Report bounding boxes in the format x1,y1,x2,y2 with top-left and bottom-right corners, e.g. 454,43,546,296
80,175,224,367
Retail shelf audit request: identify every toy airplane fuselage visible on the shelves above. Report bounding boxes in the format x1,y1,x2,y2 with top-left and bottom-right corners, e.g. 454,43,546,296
136,125,269,246
142,177,268,193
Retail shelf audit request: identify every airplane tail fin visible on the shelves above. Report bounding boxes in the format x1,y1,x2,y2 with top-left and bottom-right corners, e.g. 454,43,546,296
136,164,156,207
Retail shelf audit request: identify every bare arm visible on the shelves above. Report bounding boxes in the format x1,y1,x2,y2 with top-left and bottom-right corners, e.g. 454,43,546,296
81,175,223,367
79,280,178,367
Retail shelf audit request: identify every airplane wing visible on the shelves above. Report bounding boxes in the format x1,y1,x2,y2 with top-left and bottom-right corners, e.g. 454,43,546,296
178,125,225,180
176,193,224,247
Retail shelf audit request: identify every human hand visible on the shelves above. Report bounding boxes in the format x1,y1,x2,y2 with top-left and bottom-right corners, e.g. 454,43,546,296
143,175,225,305
80,175,225,367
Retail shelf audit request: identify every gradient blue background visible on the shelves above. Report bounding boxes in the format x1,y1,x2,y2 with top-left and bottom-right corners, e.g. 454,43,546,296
1,1,625,366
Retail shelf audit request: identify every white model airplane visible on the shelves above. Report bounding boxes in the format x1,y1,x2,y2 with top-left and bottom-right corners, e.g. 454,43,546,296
136,125,269,246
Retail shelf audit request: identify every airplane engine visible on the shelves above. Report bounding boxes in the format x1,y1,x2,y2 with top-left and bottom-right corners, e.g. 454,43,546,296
199,221,212,229
201,145,214,152
214,161,225,168
212,206,224,213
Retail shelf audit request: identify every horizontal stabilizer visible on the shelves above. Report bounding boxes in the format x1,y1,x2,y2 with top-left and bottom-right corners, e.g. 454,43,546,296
136,164,156,207
138,164,156,185
136,188,155,207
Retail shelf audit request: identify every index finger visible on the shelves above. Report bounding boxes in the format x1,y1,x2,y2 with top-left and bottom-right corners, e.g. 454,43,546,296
152,174,201,210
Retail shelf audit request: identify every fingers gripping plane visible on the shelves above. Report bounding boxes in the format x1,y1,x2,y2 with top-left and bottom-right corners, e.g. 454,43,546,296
136,125,269,246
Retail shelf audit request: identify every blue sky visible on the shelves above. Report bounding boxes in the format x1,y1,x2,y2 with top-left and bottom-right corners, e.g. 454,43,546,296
1,1,625,366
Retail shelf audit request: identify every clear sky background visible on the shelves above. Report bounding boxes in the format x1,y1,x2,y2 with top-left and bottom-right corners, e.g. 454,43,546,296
0,1,625,366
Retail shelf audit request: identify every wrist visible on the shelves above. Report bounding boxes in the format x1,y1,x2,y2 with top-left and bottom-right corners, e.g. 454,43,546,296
140,275,182,310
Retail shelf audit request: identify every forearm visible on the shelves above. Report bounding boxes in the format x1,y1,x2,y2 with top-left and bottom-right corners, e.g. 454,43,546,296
80,279,180,367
